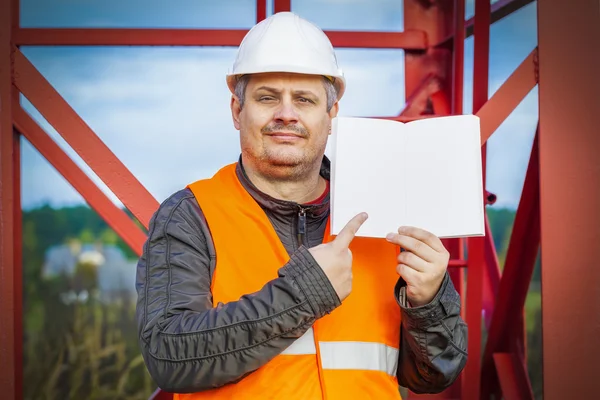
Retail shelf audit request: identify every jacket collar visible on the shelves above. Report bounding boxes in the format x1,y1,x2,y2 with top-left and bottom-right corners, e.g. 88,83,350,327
235,155,331,219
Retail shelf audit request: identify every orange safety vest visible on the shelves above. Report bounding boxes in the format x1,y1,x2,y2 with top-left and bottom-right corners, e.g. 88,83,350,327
177,163,402,400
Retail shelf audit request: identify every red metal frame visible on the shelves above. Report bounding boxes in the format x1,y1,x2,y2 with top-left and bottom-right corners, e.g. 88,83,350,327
538,0,600,397
8,0,596,398
13,28,428,50
12,86,23,400
481,129,540,399
462,0,491,398
0,0,15,399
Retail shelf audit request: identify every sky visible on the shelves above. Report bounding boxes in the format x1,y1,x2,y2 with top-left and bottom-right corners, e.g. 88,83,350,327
18,0,539,211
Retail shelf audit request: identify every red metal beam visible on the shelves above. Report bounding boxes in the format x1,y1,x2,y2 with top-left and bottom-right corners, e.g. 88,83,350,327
12,49,159,229
326,30,427,50
14,28,248,47
13,106,147,257
482,215,501,329
13,28,429,50
476,49,538,145
273,0,290,13
493,353,534,400
481,130,539,399
464,236,485,400
400,73,442,117
0,0,15,397
12,128,23,400
12,87,23,400
452,0,465,115
538,0,600,398
463,0,490,398
256,0,267,22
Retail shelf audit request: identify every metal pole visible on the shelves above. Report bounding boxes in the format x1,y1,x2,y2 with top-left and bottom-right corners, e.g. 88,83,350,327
537,0,600,398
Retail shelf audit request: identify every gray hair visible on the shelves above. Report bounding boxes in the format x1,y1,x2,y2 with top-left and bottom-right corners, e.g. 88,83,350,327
234,75,338,112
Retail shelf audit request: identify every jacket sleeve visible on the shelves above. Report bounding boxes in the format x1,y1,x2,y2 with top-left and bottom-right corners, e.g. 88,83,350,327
395,272,468,394
135,189,341,393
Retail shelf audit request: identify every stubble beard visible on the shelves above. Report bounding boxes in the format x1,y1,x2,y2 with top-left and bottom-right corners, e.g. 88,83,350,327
242,128,326,182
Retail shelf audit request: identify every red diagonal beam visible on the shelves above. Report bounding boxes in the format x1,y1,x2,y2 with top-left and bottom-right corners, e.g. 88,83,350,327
12,48,159,229
477,49,537,145
481,128,540,398
13,106,147,257
13,28,429,50
493,353,534,400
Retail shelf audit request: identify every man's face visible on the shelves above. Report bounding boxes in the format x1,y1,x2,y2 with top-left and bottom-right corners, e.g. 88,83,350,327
231,72,338,179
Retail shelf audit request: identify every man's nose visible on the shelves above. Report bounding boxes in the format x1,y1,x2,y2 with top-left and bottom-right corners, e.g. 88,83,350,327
273,98,299,125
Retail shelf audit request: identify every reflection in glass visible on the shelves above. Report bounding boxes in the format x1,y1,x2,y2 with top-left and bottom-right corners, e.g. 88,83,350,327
21,138,151,399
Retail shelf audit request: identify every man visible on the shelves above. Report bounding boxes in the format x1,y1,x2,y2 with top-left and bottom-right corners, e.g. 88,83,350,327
136,11,467,399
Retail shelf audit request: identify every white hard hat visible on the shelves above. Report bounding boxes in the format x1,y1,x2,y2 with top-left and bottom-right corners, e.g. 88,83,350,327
226,12,346,100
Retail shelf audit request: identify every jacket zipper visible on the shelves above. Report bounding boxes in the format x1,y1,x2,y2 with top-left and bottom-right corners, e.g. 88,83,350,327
297,207,307,247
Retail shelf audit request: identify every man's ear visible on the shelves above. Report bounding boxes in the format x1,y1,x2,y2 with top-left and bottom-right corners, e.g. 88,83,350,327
231,95,242,131
328,101,339,119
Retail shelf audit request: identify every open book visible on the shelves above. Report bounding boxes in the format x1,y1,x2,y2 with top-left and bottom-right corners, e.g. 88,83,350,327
328,115,485,239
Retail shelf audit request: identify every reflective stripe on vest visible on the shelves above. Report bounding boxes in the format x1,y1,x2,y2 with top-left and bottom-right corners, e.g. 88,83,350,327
281,328,317,355
184,163,403,400
319,341,399,377
281,328,399,376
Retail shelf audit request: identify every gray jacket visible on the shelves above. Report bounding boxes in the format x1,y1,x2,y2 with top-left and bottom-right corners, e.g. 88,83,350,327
135,157,468,394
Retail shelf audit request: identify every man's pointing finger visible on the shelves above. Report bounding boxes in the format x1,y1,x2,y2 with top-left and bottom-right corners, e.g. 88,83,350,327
333,212,368,249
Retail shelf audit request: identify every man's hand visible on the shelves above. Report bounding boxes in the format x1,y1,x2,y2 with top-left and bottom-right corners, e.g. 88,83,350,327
386,226,449,307
309,212,368,302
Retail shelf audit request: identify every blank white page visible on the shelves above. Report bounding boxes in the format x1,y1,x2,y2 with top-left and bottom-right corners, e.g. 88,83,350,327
330,117,407,238
403,115,484,237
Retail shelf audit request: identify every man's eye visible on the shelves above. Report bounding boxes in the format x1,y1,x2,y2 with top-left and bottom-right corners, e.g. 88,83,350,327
298,98,313,103
259,96,275,101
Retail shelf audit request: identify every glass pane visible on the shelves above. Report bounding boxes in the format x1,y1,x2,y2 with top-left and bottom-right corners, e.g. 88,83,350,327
462,1,538,208
292,0,404,31
485,87,538,209
336,49,405,117
22,46,404,205
21,137,150,399
488,2,537,97
21,0,257,29
464,2,537,112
